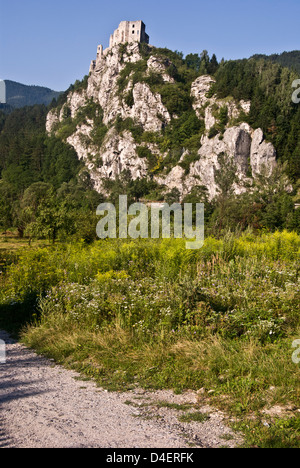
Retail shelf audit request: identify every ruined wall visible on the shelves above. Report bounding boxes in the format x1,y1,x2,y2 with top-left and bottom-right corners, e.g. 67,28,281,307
109,21,149,48
90,21,149,73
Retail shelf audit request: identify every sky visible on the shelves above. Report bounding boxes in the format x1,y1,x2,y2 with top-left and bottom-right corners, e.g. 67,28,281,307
0,0,299,91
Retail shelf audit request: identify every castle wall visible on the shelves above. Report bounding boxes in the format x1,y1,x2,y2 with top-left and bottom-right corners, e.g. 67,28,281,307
91,21,149,72
109,21,149,48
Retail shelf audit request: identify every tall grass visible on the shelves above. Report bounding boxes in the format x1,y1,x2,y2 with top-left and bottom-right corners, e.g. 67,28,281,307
0,230,299,447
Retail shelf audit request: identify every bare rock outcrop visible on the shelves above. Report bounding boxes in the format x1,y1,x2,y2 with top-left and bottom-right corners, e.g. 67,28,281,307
191,75,251,132
156,122,276,201
128,82,171,132
250,128,277,176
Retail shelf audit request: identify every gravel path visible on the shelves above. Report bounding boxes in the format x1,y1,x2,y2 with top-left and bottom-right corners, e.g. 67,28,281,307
0,330,242,448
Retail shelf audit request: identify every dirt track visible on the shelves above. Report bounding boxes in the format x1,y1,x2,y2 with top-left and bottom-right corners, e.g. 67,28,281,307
0,330,241,448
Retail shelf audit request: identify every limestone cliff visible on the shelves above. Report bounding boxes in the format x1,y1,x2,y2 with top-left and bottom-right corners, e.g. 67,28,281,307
46,42,277,200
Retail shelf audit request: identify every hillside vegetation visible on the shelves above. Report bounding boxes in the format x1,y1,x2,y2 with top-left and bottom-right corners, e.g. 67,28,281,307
251,50,300,75
0,47,299,239
0,46,300,448
0,231,299,447
2,80,61,109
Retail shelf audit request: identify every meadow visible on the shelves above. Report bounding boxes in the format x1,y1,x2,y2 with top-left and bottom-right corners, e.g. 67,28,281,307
0,229,299,447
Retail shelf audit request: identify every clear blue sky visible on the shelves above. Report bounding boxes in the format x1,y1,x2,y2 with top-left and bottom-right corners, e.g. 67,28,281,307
0,0,299,91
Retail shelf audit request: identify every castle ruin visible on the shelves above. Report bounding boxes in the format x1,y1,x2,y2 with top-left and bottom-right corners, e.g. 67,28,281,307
90,21,150,73
109,21,149,48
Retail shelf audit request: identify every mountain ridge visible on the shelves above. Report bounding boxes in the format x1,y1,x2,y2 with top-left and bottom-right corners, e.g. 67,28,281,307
250,50,300,74
2,80,62,109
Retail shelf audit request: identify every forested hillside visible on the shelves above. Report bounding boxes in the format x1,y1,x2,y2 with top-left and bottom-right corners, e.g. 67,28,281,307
2,80,61,109
0,105,103,241
209,57,300,181
251,50,300,74
0,47,299,240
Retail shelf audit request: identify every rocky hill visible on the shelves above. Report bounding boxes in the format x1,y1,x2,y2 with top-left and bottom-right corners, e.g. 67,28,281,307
46,42,278,201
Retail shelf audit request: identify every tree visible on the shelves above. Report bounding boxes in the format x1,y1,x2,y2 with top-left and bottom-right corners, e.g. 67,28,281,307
210,153,239,232
208,54,219,75
24,187,67,244
182,185,213,225
185,53,201,72
208,161,299,233
17,182,53,238
17,183,69,243
198,50,210,75
0,181,15,232
165,187,181,204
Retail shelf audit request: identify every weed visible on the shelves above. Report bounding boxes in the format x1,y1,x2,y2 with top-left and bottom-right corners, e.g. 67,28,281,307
178,412,211,423
0,231,299,447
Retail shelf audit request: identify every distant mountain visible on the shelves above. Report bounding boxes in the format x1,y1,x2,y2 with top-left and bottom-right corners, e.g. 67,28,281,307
2,80,62,109
251,50,300,74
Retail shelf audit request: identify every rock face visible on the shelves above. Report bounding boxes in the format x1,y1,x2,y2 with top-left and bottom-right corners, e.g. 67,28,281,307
46,43,277,199
147,56,175,83
129,82,171,131
250,129,277,176
158,123,277,200
191,75,251,132
88,129,148,193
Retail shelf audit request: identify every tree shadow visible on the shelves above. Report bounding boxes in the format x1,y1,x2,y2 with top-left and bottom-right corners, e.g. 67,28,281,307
0,295,39,339
0,330,53,448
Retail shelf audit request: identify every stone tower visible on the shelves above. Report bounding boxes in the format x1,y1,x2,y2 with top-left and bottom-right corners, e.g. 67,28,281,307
90,21,150,73
109,21,149,48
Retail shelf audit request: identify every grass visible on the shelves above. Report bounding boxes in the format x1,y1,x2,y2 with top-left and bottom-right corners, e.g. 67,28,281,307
0,230,299,447
155,401,194,411
178,412,210,423
124,400,194,411
0,231,50,252
233,415,300,448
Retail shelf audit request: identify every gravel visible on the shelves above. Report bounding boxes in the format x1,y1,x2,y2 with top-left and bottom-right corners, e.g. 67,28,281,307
0,330,242,448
